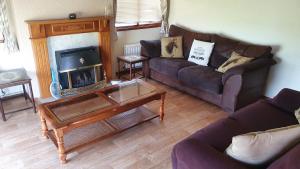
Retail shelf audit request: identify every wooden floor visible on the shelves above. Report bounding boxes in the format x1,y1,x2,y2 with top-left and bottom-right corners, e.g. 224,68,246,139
0,80,227,169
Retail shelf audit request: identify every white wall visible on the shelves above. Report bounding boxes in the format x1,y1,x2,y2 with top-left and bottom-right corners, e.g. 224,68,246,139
113,28,161,72
169,0,300,97
1,0,160,97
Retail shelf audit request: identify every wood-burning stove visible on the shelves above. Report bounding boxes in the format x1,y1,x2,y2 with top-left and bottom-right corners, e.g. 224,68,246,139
53,46,106,96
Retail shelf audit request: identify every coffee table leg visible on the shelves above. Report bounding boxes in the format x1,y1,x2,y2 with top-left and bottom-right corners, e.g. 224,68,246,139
54,129,67,164
0,98,6,121
39,112,49,139
159,93,166,121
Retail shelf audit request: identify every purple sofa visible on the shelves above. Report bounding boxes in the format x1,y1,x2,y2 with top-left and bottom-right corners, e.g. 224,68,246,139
172,88,300,169
140,25,276,112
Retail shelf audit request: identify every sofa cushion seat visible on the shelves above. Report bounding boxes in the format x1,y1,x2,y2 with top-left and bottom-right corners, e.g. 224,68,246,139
178,65,223,94
149,57,196,80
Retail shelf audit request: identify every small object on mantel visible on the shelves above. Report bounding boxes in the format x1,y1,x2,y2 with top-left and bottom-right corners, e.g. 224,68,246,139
69,13,77,19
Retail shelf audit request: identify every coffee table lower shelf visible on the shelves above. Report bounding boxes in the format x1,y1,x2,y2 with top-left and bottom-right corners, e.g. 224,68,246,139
45,106,159,162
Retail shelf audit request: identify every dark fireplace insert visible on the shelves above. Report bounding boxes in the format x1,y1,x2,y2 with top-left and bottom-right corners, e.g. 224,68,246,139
54,46,106,96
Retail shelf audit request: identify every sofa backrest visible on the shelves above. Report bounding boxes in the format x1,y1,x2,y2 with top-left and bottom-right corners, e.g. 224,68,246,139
169,25,273,68
169,25,212,59
269,88,300,114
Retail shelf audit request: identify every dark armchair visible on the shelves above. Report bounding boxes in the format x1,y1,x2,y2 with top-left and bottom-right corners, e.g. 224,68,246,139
172,88,300,169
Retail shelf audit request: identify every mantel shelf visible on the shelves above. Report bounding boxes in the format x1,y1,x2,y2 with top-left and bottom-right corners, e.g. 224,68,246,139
25,16,112,24
26,16,112,39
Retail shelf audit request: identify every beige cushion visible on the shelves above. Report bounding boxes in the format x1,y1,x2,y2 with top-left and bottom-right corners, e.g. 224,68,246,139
217,52,254,73
295,107,300,123
161,36,183,58
225,125,300,165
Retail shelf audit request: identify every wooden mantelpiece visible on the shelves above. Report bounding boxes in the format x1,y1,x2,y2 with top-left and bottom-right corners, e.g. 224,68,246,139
26,16,112,98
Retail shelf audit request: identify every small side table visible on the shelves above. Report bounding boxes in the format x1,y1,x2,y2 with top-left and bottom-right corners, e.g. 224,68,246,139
0,68,37,121
117,55,147,80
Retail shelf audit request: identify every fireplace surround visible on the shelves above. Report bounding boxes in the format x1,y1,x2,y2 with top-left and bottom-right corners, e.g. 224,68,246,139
26,16,112,98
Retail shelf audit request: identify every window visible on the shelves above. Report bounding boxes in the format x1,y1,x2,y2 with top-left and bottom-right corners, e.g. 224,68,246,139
116,0,161,31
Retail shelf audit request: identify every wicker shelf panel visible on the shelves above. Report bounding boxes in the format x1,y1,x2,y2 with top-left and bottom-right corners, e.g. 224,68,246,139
48,121,114,151
107,107,157,130
48,106,158,153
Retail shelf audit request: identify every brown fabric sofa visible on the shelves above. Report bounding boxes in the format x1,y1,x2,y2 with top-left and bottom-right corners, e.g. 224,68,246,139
140,25,276,112
172,88,300,169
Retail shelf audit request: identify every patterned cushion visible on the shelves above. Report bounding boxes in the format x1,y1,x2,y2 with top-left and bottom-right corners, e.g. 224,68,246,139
217,52,254,73
161,36,184,58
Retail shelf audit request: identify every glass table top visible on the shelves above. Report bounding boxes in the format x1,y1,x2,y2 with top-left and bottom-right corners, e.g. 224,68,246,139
0,68,30,85
50,94,113,121
106,79,156,103
118,55,147,62
45,79,157,122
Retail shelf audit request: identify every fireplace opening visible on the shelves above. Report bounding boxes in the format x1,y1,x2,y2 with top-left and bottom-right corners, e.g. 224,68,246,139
52,46,106,96
71,69,94,88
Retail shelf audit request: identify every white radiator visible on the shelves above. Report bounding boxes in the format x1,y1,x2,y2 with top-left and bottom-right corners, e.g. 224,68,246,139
124,43,142,68
124,43,141,56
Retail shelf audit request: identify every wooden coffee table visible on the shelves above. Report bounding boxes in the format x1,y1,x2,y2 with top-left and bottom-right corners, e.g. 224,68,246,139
38,79,166,163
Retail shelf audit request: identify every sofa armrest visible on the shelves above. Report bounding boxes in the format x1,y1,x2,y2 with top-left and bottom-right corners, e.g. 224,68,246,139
221,58,276,112
222,58,276,84
267,143,300,169
268,88,300,113
172,139,249,169
140,40,161,58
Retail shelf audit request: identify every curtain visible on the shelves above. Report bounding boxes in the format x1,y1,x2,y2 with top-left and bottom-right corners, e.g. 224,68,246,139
111,0,118,40
160,0,170,37
0,0,19,53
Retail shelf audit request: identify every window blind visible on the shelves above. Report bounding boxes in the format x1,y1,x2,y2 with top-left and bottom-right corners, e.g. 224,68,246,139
116,0,161,26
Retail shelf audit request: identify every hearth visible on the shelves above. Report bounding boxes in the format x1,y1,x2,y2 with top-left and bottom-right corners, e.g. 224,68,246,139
52,46,106,97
